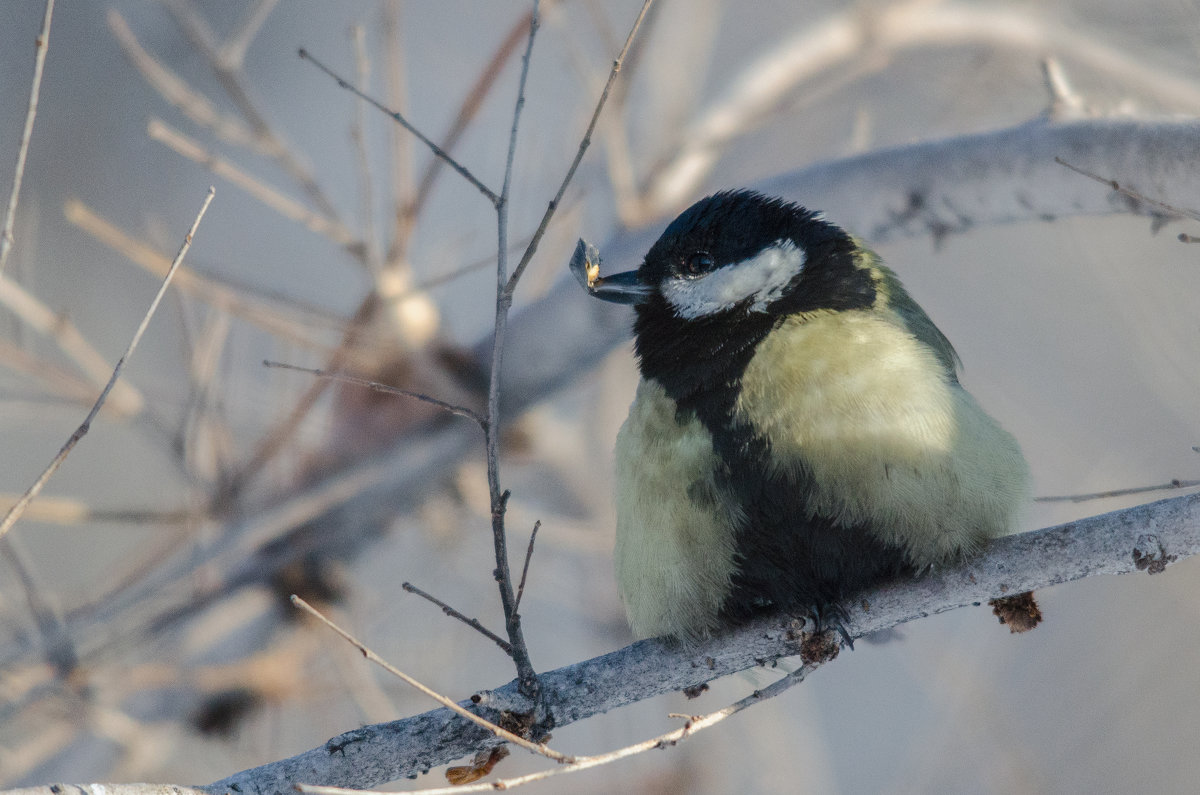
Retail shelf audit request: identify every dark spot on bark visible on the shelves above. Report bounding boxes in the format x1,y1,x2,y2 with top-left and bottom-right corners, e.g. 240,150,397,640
799,629,841,664
989,591,1043,633
1133,534,1176,574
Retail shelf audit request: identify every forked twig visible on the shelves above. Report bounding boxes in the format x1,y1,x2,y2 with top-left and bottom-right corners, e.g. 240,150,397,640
482,0,544,705
0,187,215,543
107,10,265,154
478,0,656,710
290,596,571,763
401,582,513,655
147,118,360,247
161,0,340,220
0,0,55,277
297,661,818,795
299,48,500,205
504,0,655,295
290,0,655,724
0,272,145,416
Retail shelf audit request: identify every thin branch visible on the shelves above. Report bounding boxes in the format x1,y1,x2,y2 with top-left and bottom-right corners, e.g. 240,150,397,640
219,0,279,71
147,117,361,248
401,582,513,655
298,47,500,205
503,0,655,296
64,199,347,350
0,338,115,408
180,308,235,483
0,186,215,543
0,275,145,416
393,10,532,259
350,24,382,277
222,299,379,498
513,520,540,614
0,0,55,277
302,663,817,795
380,0,414,264
2,532,75,675
484,0,543,706
0,495,189,525
262,359,486,428
289,596,570,762
107,10,267,155
1055,155,1200,222
161,0,341,220
1037,478,1200,503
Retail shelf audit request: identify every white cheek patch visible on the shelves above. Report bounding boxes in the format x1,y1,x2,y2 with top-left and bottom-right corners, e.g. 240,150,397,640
661,240,806,320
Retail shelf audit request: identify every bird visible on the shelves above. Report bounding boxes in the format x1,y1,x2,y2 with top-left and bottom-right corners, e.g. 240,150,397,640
573,189,1029,643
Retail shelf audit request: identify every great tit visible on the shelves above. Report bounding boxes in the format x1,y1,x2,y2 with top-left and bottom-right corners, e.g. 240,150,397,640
576,190,1029,642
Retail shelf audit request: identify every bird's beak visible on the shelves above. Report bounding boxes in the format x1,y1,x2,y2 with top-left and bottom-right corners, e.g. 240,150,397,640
583,269,652,304
569,239,653,305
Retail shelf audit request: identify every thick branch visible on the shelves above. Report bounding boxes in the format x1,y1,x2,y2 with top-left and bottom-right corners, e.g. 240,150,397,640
203,491,1200,793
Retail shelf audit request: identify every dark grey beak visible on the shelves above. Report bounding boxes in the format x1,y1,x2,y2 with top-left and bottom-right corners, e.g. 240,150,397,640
569,239,653,305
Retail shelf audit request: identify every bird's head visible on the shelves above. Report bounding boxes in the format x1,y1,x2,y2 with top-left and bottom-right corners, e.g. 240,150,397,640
583,190,874,320
577,191,878,400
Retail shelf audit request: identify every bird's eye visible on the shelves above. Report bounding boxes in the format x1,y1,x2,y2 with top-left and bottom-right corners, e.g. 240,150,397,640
683,251,715,277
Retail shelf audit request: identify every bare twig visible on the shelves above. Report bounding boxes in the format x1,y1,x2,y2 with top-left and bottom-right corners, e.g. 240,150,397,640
1040,56,1086,120
301,662,816,795
1037,478,1200,503
107,10,266,154
473,0,654,713
2,532,75,675
350,24,382,276
219,0,279,71
0,186,215,543
1055,156,1200,222
396,8,533,252
299,47,500,205
180,308,235,483
0,0,55,277
401,582,513,655
484,0,544,707
504,0,655,295
513,520,540,614
161,0,341,220
0,495,188,525
0,338,116,408
147,118,360,248
0,275,145,416
262,359,486,428
289,596,570,762
380,0,414,264
64,199,346,350
223,299,379,497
